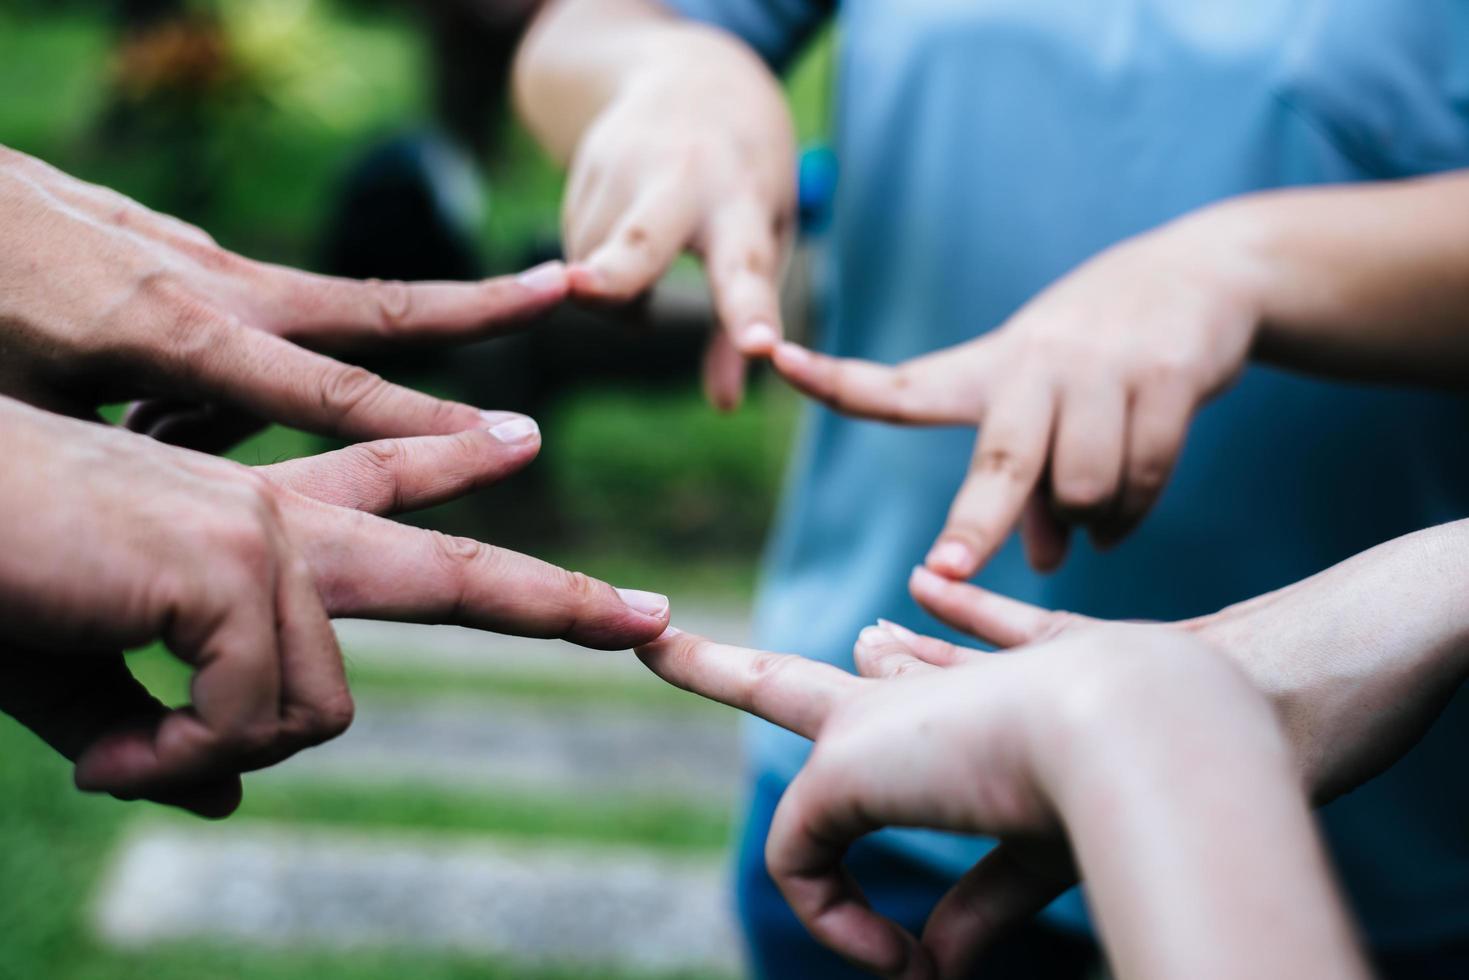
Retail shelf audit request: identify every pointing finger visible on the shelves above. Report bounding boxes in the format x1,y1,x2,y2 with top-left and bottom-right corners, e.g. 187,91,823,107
260,422,540,516
635,630,861,740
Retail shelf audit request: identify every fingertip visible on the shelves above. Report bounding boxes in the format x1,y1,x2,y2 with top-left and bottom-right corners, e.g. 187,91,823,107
484,414,541,446
614,588,670,620
740,321,779,355
771,340,814,375
925,540,977,579
514,260,569,299
566,262,606,296
876,617,922,646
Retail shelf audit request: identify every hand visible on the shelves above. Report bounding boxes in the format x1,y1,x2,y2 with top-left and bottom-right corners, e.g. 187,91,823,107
0,396,671,817
636,625,1357,980
905,533,1469,804
770,210,1267,577
554,36,796,410
0,146,570,451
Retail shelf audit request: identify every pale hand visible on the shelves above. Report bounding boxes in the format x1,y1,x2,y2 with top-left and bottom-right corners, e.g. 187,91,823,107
635,624,1319,979
556,50,796,410
771,210,1267,578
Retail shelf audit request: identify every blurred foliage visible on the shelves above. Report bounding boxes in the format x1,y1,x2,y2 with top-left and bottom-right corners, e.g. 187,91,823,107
0,4,835,589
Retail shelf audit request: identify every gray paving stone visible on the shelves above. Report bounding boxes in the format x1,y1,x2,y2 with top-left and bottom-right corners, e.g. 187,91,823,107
332,602,752,680
259,695,743,804
95,823,743,975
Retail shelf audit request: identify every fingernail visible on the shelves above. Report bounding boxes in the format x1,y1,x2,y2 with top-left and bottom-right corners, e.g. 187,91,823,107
877,618,921,645
857,624,891,649
774,341,812,368
616,588,670,618
743,321,778,352
516,261,568,295
927,541,975,576
486,416,539,443
656,625,683,640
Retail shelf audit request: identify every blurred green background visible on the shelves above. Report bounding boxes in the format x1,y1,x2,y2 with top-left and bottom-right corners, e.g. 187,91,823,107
0,3,833,978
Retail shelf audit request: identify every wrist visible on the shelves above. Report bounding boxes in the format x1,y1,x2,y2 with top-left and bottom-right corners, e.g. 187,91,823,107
1166,197,1281,349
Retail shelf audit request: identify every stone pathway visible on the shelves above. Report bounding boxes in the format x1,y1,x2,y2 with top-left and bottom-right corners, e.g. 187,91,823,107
331,603,752,680
260,693,740,802
93,606,755,976
96,823,743,975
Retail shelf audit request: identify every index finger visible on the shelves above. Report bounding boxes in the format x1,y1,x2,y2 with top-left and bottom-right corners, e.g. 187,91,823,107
704,196,787,354
771,342,980,425
926,377,1057,578
258,262,570,348
908,565,1086,648
288,501,671,650
172,322,497,442
635,631,861,739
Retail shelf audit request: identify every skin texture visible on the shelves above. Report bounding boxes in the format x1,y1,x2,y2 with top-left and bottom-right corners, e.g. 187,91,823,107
515,2,1469,576
514,0,796,411
0,144,571,452
636,626,1367,980
0,395,671,817
903,519,1469,805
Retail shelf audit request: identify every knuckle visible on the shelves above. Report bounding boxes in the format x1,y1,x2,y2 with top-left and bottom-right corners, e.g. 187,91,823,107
225,720,283,761
317,363,388,421
427,532,494,621
429,531,491,570
976,446,1027,481
746,651,795,703
1129,454,1172,495
561,568,604,607
1053,473,1112,512
305,691,356,743
354,440,408,508
127,275,231,366
364,279,413,333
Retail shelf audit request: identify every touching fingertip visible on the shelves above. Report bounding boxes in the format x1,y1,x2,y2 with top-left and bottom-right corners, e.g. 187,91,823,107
773,341,813,370
567,263,606,294
925,541,976,578
876,618,921,645
515,260,569,296
615,588,670,619
742,321,778,353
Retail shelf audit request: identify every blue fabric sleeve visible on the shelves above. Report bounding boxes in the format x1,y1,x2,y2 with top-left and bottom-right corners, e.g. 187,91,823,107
657,0,832,71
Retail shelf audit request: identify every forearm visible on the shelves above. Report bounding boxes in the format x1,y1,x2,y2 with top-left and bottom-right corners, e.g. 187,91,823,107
1202,171,1469,385
512,0,780,163
1198,519,1469,799
1047,685,1367,980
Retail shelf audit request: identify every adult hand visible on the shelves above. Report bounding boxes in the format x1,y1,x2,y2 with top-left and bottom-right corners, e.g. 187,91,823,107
0,396,670,817
637,625,1357,980
0,145,570,451
529,2,798,410
770,210,1267,577
905,529,1469,804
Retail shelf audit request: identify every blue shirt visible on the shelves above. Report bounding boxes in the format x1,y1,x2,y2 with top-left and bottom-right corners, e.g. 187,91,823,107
667,0,1469,947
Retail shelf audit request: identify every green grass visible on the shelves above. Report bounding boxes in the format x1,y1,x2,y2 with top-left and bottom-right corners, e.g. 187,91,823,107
125,641,733,716
206,787,731,853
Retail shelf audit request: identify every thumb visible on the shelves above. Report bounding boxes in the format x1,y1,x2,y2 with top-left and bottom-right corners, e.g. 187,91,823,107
0,652,242,818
